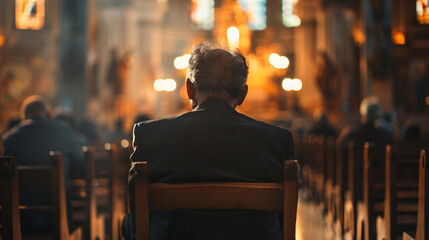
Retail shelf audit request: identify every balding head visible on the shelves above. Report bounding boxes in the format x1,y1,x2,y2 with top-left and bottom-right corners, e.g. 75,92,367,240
186,41,249,108
21,95,51,120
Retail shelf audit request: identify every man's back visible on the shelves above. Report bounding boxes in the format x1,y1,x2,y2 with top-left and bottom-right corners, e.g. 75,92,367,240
2,116,83,232
3,117,82,165
130,99,295,240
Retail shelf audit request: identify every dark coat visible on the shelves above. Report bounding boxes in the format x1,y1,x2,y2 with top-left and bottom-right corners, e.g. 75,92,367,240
2,116,84,233
125,99,295,240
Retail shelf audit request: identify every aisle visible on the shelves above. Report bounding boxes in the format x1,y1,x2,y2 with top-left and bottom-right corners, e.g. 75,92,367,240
295,199,341,240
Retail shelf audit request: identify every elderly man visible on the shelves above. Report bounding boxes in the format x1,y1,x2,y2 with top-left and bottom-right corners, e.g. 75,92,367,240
122,41,295,240
2,95,84,233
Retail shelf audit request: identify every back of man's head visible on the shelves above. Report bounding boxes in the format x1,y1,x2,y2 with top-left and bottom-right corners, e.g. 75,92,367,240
359,96,380,124
187,41,248,100
21,95,51,120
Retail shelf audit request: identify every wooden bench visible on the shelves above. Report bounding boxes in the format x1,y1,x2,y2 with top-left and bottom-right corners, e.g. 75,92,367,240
355,143,386,240
343,140,363,239
403,150,428,240
376,145,422,240
0,156,21,240
18,151,81,240
133,160,299,240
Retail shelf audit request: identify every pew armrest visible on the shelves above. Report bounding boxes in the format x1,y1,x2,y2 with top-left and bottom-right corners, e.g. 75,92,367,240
403,231,415,240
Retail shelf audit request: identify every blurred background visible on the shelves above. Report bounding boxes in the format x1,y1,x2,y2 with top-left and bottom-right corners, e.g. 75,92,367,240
0,0,428,136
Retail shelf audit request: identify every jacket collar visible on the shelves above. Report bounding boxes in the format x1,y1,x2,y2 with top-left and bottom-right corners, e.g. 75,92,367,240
193,99,237,114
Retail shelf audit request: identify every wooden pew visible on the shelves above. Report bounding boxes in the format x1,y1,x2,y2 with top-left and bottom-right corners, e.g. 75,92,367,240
403,150,428,240
324,137,337,227
0,156,21,240
356,143,386,240
344,141,361,239
18,151,82,240
133,160,299,240
333,140,348,237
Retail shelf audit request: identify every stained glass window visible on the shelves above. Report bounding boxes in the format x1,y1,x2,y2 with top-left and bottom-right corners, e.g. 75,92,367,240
417,0,429,24
15,0,45,30
282,0,301,28
191,0,214,30
238,0,266,31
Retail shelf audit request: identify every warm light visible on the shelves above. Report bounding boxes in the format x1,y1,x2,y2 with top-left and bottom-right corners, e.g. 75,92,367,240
174,54,191,69
15,0,45,30
154,79,177,92
121,139,130,148
283,15,301,28
82,146,88,152
293,78,302,91
227,26,239,48
269,53,279,66
164,79,177,92
393,32,406,45
282,78,293,91
154,79,165,91
0,35,4,47
269,53,289,69
426,96,429,105
104,143,111,151
282,78,302,91
227,26,240,41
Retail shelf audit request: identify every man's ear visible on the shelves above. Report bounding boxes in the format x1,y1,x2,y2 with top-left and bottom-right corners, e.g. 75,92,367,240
236,84,248,106
186,78,195,100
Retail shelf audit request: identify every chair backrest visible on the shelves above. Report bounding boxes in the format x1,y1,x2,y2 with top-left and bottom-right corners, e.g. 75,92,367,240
0,156,22,240
134,160,299,240
416,150,428,240
17,151,71,240
384,144,421,240
84,143,120,240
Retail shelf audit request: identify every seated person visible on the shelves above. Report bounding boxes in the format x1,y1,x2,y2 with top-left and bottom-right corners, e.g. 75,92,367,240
122,41,295,240
337,96,394,150
2,95,84,233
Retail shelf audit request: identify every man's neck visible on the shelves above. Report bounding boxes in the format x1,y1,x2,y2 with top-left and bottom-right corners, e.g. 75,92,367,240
194,93,237,109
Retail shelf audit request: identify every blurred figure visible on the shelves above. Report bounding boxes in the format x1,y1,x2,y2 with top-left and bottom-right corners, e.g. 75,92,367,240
122,41,295,240
309,110,337,139
107,118,128,143
7,118,20,131
2,95,84,233
53,107,88,146
78,118,105,143
336,96,394,149
377,110,396,137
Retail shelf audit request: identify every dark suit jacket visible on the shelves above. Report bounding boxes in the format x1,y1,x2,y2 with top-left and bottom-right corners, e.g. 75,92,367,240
2,116,84,233
126,99,295,240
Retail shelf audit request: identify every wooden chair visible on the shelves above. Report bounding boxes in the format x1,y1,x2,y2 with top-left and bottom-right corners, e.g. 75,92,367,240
18,151,82,240
376,145,421,240
403,150,428,240
0,156,22,240
133,160,299,240
75,143,121,240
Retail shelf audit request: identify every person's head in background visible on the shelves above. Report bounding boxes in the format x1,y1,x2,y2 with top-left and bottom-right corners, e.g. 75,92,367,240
52,108,79,130
186,41,249,109
20,95,51,120
359,96,381,126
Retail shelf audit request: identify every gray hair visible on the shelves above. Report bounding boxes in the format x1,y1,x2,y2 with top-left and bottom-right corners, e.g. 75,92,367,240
187,41,248,99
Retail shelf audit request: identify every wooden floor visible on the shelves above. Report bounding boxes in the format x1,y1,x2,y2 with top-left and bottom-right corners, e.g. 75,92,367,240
296,196,342,240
